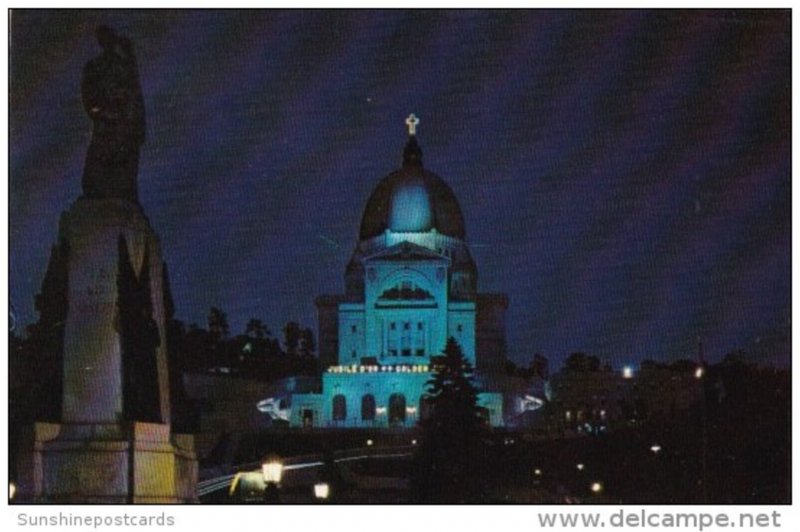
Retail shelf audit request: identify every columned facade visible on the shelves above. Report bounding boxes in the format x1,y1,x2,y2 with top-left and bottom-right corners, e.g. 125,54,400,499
291,119,507,429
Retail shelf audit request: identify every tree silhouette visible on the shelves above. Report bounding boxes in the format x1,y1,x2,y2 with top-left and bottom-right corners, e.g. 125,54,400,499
298,327,316,357
412,337,486,502
245,319,270,339
283,321,301,356
206,307,231,369
207,307,229,341
563,352,601,372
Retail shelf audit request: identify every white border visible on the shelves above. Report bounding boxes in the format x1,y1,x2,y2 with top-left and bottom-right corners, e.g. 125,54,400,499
1,4,796,532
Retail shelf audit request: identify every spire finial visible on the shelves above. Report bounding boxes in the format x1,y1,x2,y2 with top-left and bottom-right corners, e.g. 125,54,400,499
405,113,420,136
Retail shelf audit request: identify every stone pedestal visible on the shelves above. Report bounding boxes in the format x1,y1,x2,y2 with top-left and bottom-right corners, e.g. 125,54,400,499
17,422,197,503
17,198,198,503
59,198,169,425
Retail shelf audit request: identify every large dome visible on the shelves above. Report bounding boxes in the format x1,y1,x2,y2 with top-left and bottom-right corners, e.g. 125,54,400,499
359,137,466,240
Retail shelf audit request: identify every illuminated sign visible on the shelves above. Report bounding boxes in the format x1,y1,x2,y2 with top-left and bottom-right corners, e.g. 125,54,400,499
327,364,430,374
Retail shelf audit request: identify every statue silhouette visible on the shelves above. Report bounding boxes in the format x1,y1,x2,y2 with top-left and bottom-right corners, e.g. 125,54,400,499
81,26,145,202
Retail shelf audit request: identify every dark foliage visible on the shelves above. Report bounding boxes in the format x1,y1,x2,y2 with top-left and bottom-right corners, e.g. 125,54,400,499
505,353,550,380
168,311,318,382
486,353,790,504
563,352,601,372
412,337,488,503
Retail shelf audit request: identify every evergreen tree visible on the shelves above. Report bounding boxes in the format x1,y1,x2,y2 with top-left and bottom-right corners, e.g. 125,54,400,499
412,337,487,502
283,321,301,356
207,307,229,340
207,307,230,369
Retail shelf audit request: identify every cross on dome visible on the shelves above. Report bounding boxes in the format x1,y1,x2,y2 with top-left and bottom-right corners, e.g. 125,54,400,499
405,114,420,136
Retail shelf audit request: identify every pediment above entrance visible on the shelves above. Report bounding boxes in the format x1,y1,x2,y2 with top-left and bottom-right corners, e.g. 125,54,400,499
363,241,450,263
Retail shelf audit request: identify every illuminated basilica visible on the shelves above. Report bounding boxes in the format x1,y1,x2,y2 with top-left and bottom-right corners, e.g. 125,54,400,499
275,116,510,428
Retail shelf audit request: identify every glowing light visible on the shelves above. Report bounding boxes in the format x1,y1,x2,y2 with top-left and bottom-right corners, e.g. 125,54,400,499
262,457,283,485
9,482,16,500
534,469,542,476
256,397,290,421
314,482,330,500
389,181,433,232
376,407,387,415
591,481,603,493
622,366,634,379
411,439,417,445
521,394,544,412
327,364,431,374
366,439,373,446
695,366,705,379
406,406,417,414
650,444,662,454
576,463,585,471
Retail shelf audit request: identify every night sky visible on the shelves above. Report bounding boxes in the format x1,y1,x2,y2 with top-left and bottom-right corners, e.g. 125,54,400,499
9,10,791,370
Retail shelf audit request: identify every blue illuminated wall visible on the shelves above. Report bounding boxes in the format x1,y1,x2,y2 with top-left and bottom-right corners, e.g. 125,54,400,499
291,368,503,428
297,135,507,429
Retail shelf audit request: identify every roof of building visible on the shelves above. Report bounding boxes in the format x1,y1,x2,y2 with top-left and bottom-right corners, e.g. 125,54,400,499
358,136,467,240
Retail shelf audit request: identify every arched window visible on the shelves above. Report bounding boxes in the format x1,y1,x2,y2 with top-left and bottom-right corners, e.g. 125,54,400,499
389,393,406,425
378,281,433,301
361,394,376,421
332,394,347,422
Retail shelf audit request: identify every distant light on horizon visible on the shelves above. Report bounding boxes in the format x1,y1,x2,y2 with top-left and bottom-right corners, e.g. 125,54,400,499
591,481,603,494
622,366,634,379
695,367,705,379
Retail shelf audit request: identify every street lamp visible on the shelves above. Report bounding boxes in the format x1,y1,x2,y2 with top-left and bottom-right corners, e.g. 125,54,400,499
262,455,283,503
576,463,585,471
622,366,634,379
262,458,283,484
591,481,603,494
694,366,705,379
366,439,373,447
314,482,330,502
